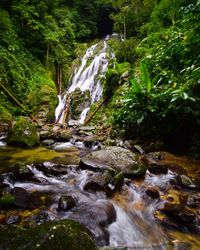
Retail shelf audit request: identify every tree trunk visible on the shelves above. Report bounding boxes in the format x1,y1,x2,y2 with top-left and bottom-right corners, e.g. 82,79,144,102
46,43,50,68
55,63,62,94
0,82,25,110
83,98,106,125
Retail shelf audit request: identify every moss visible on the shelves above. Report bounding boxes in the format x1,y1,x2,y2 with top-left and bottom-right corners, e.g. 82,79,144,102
7,117,40,148
70,88,90,120
0,193,15,208
0,105,13,123
0,219,98,250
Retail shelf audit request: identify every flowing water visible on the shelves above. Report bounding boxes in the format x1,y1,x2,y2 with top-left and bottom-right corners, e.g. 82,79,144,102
1,139,200,249
55,36,113,125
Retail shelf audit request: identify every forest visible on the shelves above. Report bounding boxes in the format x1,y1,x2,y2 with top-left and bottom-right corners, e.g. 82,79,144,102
0,0,200,155
0,0,199,155
0,1,200,249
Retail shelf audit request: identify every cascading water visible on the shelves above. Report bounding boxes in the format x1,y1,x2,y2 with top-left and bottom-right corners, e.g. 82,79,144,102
55,36,113,125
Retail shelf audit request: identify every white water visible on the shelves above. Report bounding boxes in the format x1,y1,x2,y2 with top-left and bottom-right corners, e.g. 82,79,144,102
79,107,90,124
55,37,112,125
0,134,7,146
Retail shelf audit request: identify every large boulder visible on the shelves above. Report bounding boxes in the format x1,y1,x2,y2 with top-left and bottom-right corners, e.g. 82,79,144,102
7,117,39,148
70,88,90,120
0,219,98,250
0,105,13,134
80,146,146,177
84,168,124,196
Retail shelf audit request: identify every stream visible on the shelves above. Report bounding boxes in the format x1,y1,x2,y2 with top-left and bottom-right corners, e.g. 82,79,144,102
1,37,200,249
1,137,200,249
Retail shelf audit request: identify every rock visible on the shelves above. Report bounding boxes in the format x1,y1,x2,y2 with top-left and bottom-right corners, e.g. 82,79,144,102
0,214,6,223
78,126,96,131
84,141,101,150
84,169,124,196
168,164,187,175
0,193,15,209
133,145,145,154
145,187,160,199
35,162,69,177
58,195,76,211
39,127,73,142
41,139,55,146
140,156,168,174
11,162,34,181
14,187,51,209
102,138,116,147
0,106,13,134
7,117,39,148
0,219,98,250
70,88,91,120
69,200,116,246
160,203,196,224
6,214,22,225
186,194,200,208
148,163,168,175
148,152,165,161
177,175,200,190
80,146,146,177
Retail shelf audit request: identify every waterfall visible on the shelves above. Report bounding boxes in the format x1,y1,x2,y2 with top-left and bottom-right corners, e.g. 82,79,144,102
55,36,112,125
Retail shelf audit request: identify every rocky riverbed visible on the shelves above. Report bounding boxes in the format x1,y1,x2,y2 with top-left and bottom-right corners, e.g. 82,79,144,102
1,123,200,249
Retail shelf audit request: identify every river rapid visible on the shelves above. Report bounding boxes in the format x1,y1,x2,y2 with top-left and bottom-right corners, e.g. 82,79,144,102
1,136,200,250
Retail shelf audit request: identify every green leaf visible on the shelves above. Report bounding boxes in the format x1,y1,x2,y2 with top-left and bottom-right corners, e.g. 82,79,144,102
140,61,151,93
182,92,189,100
130,79,142,93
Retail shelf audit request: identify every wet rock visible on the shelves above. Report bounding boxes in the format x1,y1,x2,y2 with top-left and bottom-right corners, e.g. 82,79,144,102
7,117,39,148
71,88,91,120
148,163,168,175
80,146,146,177
6,214,22,225
84,169,124,196
69,200,116,246
133,144,145,154
154,210,181,230
186,194,200,208
41,139,55,146
148,152,165,161
145,187,160,199
14,187,51,209
0,219,98,250
168,164,187,175
39,127,73,142
12,163,34,181
78,126,96,131
0,193,15,209
141,155,169,175
26,211,51,226
0,214,6,223
83,136,100,148
58,195,76,211
177,175,200,190
35,162,68,177
102,138,116,147
160,203,196,224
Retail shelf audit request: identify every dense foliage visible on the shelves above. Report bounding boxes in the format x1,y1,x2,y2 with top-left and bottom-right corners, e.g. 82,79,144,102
111,0,200,154
0,0,199,155
0,0,113,117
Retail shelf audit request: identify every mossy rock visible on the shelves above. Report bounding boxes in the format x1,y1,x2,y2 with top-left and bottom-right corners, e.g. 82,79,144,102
71,88,91,120
0,105,13,133
80,146,146,178
0,219,98,250
0,105,13,123
7,117,40,148
0,193,15,209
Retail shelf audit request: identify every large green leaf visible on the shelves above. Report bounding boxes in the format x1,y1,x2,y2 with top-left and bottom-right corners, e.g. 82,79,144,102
140,61,151,94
